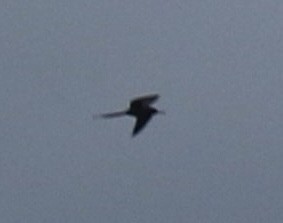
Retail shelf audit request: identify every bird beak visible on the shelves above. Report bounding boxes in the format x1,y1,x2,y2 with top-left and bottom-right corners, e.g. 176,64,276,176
158,110,166,115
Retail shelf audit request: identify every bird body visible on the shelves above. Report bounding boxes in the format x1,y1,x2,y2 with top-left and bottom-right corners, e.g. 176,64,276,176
95,94,164,136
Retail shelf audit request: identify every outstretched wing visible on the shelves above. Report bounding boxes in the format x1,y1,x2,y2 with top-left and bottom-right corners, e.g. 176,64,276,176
132,114,153,136
130,94,159,108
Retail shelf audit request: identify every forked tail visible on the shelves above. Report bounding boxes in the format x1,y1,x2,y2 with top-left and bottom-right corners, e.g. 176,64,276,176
93,110,127,119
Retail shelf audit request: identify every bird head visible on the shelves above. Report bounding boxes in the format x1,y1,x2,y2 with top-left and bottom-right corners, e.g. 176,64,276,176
152,108,165,115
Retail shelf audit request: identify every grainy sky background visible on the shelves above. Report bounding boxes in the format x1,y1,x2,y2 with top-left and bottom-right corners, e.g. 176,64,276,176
1,1,283,222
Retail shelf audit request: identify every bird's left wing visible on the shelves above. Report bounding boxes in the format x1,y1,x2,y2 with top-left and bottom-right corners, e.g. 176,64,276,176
132,114,153,136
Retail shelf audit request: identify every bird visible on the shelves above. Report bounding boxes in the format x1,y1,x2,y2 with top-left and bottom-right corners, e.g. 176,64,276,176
94,94,165,136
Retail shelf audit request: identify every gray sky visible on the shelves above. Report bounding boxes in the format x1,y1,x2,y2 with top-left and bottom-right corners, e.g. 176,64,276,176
1,1,283,222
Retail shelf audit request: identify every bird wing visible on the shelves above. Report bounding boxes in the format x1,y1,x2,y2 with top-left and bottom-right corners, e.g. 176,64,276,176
130,94,159,108
132,114,153,136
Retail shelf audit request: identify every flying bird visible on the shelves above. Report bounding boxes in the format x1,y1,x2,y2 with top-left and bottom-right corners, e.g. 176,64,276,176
94,94,164,136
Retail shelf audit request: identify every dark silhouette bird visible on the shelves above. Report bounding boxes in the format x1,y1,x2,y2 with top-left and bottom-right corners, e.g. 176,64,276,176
94,94,164,136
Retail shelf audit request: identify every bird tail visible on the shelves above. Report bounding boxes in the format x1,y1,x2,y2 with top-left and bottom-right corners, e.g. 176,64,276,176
93,110,127,119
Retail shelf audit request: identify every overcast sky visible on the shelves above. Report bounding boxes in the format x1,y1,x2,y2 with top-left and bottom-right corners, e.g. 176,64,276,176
1,1,283,223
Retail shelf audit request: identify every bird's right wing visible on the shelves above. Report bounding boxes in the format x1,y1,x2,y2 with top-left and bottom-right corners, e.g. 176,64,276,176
130,94,159,107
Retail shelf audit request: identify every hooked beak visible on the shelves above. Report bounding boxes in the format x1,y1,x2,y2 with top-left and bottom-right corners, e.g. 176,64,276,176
158,110,166,115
